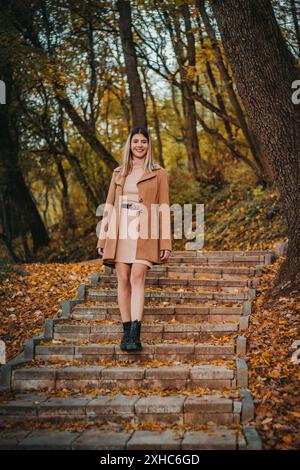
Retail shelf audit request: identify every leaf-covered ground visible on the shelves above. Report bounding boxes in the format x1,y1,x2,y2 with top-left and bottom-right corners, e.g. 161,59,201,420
245,256,300,450
0,261,104,362
171,178,287,253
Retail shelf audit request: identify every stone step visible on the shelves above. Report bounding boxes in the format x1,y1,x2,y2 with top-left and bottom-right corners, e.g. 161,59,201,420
103,257,270,271
105,250,276,272
96,275,258,292
11,363,239,392
165,259,262,266
0,249,268,451
169,250,272,257
0,425,261,450
53,321,240,342
149,251,273,266
0,391,246,427
71,304,247,322
170,249,273,259
34,341,238,363
139,265,260,280
86,288,253,303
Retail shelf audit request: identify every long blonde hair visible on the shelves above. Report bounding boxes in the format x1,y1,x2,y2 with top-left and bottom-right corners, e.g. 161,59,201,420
120,127,156,176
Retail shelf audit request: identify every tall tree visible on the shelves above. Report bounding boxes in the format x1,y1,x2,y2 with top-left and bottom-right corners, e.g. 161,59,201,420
117,0,147,127
141,67,165,167
0,61,50,259
210,0,300,286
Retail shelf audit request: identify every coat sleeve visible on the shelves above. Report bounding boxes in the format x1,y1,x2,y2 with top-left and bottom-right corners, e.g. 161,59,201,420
96,171,117,249
158,169,172,252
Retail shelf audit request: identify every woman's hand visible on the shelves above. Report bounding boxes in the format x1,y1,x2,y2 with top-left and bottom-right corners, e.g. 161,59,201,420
160,250,171,261
97,247,104,257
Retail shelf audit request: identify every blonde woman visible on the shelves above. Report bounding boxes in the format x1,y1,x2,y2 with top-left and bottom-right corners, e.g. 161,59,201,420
97,127,172,352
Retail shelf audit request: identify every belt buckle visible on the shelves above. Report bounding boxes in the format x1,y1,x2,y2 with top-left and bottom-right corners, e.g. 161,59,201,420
129,203,142,213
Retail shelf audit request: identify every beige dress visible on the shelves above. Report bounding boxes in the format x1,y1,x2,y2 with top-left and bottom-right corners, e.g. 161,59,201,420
114,158,153,269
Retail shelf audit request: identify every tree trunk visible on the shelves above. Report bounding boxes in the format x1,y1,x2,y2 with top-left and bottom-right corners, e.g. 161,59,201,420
142,68,165,168
54,156,77,232
181,3,203,174
0,60,50,258
210,0,300,286
117,0,147,127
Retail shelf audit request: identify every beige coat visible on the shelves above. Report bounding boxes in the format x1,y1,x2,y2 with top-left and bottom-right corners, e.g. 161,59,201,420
97,163,172,267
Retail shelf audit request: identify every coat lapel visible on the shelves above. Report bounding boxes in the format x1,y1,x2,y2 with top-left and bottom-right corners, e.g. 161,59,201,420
137,171,157,184
114,164,160,187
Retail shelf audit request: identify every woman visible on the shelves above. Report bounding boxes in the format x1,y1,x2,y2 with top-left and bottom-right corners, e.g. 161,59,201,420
96,126,172,353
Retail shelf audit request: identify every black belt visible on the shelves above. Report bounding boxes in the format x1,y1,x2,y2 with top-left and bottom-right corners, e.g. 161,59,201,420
121,203,140,210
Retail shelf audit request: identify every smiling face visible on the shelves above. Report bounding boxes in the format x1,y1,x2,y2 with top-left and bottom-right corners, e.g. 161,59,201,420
130,133,148,159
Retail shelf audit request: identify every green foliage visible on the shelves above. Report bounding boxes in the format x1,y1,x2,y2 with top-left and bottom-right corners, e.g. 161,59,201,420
168,167,200,206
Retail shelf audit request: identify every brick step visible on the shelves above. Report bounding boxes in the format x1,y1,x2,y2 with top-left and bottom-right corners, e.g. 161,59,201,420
153,253,271,266
100,250,275,271
71,304,248,323
34,341,239,363
104,259,269,270
86,288,253,302
96,275,259,291
11,362,241,392
53,321,240,342
137,265,260,279
0,424,261,450
0,391,247,427
169,250,272,257
166,250,274,264
165,260,262,267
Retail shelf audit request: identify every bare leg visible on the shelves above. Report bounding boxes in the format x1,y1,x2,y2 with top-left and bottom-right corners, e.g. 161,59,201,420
130,263,149,321
115,262,132,322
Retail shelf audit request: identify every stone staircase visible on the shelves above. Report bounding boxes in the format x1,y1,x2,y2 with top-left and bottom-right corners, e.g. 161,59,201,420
0,250,276,450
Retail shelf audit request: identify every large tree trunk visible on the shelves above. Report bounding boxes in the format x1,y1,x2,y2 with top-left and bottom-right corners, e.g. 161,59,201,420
180,3,203,174
0,63,50,258
117,0,147,128
210,0,300,286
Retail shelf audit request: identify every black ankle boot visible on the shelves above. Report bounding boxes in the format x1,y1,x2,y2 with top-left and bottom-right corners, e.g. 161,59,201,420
126,319,142,352
120,321,132,351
